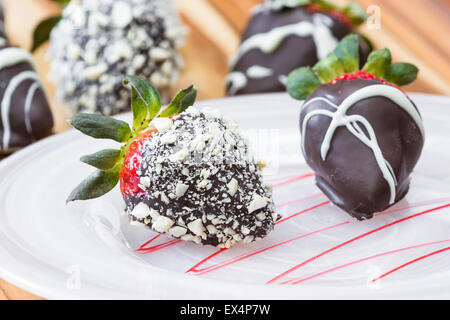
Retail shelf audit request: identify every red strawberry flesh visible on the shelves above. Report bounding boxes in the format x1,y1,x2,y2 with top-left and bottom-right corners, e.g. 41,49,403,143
119,129,156,197
330,71,403,91
119,115,178,198
306,4,353,29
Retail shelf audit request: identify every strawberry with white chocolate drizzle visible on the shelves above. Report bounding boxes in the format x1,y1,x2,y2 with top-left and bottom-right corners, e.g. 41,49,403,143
227,0,372,96
288,34,424,220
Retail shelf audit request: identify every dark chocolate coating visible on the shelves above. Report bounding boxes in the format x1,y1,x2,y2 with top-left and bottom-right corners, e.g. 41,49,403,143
0,2,5,39
124,110,277,247
300,79,424,219
0,48,53,153
0,0,53,154
228,6,370,95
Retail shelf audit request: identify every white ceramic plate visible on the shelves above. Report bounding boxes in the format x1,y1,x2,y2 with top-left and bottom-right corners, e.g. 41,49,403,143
0,93,449,300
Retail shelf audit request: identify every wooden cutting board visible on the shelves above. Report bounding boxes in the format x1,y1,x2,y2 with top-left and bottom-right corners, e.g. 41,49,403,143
0,0,449,300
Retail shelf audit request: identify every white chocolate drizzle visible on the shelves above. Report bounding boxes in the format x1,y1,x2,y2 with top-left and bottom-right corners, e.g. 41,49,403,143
247,65,273,79
24,82,41,136
225,72,247,96
301,84,424,204
1,71,40,150
0,47,43,151
228,13,338,95
230,14,337,68
278,75,288,86
0,47,35,69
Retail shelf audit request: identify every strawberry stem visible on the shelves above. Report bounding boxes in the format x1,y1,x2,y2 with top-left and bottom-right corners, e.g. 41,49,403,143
287,34,419,100
67,76,197,203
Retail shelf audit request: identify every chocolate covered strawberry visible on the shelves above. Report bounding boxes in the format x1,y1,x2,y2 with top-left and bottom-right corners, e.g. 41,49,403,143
287,34,424,220
226,0,372,95
67,76,277,248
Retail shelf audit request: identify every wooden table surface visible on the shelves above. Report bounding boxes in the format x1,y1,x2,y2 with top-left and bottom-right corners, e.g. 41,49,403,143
0,0,449,300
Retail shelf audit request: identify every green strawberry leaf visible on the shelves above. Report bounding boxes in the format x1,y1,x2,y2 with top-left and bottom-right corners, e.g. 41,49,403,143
314,0,336,11
313,52,346,83
291,0,312,5
342,2,368,27
123,75,161,130
130,86,150,132
287,67,322,100
68,113,131,142
31,0,71,52
66,169,119,203
67,77,201,203
362,48,392,78
384,62,419,86
267,0,367,28
31,16,61,52
80,149,122,170
51,0,71,6
159,85,197,118
334,34,359,73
